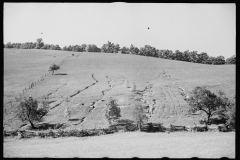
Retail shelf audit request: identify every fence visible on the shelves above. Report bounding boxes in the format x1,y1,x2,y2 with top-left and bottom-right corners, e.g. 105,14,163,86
13,70,54,103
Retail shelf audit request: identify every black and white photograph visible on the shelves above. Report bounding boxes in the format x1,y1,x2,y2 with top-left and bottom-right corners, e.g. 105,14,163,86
3,3,235,158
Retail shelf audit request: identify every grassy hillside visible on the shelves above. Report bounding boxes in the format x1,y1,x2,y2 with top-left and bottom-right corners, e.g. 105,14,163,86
4,49,235,130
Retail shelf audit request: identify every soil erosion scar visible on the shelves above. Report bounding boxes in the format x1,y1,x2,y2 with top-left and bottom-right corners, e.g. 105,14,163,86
70,74,98,98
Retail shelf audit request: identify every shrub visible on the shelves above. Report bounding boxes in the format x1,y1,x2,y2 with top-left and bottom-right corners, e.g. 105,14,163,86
105,98,121,125
49,64,60,75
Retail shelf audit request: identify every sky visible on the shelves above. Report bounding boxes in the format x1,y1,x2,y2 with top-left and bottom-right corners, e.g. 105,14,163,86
4,3,235,58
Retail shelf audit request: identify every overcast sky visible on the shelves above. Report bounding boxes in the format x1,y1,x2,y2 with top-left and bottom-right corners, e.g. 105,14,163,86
4,3,235,58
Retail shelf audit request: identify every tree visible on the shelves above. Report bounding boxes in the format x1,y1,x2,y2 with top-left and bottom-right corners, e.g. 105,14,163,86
132,103,148,131
41,44,51,50
86,44,101,52
113,44,120,53
49,64,60,75
225,55,236,64
81,44,87,52
224,97,235,128
187,87,229,127
121,46,128,54
205,56,215,64
182,50,191,62
101,41,115,53
63,46,68,51
67,45,72,51
198,52,209,64
17,96,48,129
36,38,44,49
5,42,13,49
54,44,61,50
175,50,184,61
213,56,225,65
105,98,121,125
129,44,140,55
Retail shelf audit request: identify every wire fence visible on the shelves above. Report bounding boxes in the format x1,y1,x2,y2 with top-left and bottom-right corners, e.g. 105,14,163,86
6,55,72,111
13,70,54,103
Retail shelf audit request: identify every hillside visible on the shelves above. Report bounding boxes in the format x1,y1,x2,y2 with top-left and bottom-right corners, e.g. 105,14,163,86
4,49,235,130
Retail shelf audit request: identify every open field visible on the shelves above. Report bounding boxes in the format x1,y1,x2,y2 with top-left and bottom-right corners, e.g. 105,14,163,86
4,48,235,130
4,131,235,158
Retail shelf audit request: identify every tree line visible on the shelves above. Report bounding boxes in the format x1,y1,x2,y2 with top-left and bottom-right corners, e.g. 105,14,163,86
4,38,235,65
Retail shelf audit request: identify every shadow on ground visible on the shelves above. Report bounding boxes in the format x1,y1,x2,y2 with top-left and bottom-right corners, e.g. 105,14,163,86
54,73,68,75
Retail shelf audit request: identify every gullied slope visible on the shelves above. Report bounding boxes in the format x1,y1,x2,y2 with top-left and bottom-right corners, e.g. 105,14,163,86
4,49,235,130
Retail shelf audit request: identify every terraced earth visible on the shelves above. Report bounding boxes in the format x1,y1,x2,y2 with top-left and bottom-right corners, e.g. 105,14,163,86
3,48,235,130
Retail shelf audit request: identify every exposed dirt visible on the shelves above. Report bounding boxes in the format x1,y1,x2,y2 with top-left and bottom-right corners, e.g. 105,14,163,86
4,49,235,130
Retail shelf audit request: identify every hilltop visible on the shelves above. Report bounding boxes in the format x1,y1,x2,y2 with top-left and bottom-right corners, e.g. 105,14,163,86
4,48,235,130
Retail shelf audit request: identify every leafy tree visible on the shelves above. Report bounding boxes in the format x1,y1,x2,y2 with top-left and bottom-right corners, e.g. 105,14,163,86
140,45,157,57
54,44,61,50
63,46,68,51
50,44,56,50
129,44,140,55
105,98,121,125
67,45,72,51
132,103,148,131
36,38,44,49
5,42,13,49
157,49,164,58
101,41,115,53
81,44,87,52
175,50,184,61
41,44,51,50
86,44,101,52
187,86,229,126
198,52,209,64
182,50,191,62
114,44,120,53
225,55,236,64
49,64,60,75
17,96,48,129
213,56,225,65
225,97,235,128
204,56,215,64
121,46,128,54
162,49,173,59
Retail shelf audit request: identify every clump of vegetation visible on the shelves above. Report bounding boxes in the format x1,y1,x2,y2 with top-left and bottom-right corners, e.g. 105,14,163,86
4,38,234,65
132,103,148,131
224,97,235,128
225,55,236,64
49,63,60,75
17,96,48,129
187,86,233,128
105,98,121,125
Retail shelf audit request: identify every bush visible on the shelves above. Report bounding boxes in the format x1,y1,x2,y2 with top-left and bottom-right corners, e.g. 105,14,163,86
49,64,60,75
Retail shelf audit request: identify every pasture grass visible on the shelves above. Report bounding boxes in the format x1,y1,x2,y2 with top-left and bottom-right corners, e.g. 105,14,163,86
4,49,235,130
3,131,235,158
